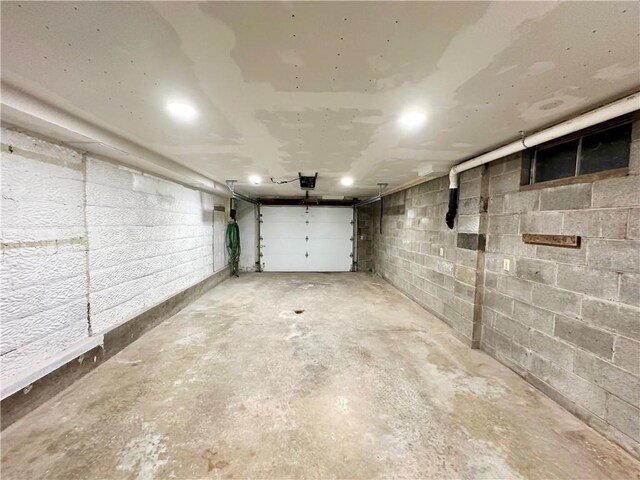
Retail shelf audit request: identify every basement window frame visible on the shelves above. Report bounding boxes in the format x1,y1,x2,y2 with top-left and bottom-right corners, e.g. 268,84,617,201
520,115,634,191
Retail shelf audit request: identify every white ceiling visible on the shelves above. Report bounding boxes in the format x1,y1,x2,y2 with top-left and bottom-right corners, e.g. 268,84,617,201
1,1,639,197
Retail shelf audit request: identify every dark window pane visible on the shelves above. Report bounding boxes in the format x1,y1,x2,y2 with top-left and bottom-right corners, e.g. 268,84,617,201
579,124,631,175
534,140,578,183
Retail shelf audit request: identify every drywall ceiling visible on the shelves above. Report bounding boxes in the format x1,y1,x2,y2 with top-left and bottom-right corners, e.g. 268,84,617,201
1,1,639,197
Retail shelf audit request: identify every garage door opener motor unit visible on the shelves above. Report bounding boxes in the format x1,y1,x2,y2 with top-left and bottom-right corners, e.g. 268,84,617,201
298,172,318,191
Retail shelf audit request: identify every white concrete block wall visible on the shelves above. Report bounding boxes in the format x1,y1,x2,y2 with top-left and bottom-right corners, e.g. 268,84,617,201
237,200,257,271
213,210,228,271
1,128,227,385
1,129,89,382
86,157,221,333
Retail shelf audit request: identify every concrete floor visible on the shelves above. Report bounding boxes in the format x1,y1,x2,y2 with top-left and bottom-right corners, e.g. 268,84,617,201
2,273,639,480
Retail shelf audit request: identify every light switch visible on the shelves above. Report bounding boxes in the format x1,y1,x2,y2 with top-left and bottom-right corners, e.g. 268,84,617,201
503,258,511,271
439,247,444,257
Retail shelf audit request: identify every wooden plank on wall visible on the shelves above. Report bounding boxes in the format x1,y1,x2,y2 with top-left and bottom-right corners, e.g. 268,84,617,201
522,234,581,248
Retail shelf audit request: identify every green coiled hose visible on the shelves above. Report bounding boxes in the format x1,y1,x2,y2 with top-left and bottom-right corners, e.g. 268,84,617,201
226,222,241,276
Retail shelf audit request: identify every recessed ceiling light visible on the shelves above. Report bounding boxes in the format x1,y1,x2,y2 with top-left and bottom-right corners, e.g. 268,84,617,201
249,175,261,185
399,110,427,129
341,177,354,186
166,101,197,122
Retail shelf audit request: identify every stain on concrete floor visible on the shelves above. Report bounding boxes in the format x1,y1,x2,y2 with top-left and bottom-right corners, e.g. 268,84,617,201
1,273,639,479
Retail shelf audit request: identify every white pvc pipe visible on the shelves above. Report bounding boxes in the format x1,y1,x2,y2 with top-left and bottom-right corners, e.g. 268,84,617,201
1,82,231,196
449,91,640,188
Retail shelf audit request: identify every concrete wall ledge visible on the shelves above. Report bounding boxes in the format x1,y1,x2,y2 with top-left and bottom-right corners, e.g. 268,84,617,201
0,266,231,430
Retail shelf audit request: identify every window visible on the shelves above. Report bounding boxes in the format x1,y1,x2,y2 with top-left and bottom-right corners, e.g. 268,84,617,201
529,122,631,185
534,139,579,183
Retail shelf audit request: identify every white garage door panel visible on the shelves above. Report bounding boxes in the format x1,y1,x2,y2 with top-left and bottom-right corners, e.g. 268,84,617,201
261,206,353,272
263,221,352,239
307,254,351,272
309,238,352,253
260,208,308,223
262,240,308,255
305,222,353,238
307,208,353,222
307,242,352,271
260,222,304,240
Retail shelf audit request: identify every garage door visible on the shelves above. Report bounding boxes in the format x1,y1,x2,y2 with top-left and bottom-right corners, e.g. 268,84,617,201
260,206,353,272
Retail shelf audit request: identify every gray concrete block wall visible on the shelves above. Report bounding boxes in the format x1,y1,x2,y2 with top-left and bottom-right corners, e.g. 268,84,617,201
482,119,640,457
360,168,486,347
360,118,640,458
356,204,374,272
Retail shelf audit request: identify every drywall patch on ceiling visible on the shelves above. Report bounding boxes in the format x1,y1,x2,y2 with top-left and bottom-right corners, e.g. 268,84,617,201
452,143,475,149
525,61,556,77
1,1,639,197
256,108,383,176
204,1,488,94
594,63,640,81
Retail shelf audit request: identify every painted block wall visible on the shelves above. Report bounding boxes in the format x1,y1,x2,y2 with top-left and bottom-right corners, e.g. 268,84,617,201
86,158,219,333
359,119,640,457
237,200,257,272
1,128,227,384
213,210,228,272
1,129,89,381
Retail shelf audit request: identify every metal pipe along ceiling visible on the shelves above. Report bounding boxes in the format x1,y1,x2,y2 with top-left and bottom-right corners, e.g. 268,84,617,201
448,91,640,189
443,91,640,229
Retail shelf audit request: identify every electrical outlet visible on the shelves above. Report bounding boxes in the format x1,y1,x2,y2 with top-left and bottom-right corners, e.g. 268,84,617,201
503,258,511,271
439,247,444,257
